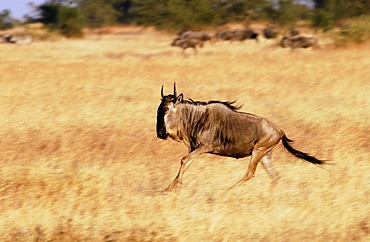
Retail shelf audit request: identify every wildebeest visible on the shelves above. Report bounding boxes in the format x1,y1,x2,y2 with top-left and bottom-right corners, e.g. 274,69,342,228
289,28,300,37
215,30,235,41
0,34,12,43
178,31,212,43
280,35,318,50
171,37,203,55
9,34,33,45
263,28,278,39
156,84,325,194
233,29,259,42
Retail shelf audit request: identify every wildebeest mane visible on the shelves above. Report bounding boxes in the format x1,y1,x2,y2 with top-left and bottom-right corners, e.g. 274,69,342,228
183,98,242,111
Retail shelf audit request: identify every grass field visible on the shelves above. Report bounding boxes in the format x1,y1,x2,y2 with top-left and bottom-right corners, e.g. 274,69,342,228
0,27,369,241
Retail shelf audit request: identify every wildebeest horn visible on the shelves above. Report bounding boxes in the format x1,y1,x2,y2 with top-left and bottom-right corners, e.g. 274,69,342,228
161,85,164,98
173,82,177,97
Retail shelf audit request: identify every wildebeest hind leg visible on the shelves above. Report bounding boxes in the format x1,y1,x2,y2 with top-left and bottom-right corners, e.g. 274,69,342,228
162,145,210,194
260,151,279,186
229,145,277,190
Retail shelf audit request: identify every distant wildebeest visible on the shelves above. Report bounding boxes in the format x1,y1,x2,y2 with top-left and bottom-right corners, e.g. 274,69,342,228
263,28,278,39
215,30,235,41
0,34,12,43
171,37,203,55
280,35,319,50
289,28,300,37
233,29,259,42
156,84,325,194
8,34,33,45
178,31,212,44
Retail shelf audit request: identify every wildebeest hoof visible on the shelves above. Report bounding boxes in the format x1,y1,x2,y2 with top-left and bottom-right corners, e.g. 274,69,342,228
161,190,170,195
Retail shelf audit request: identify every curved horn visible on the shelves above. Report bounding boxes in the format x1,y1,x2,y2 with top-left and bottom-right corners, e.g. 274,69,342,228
173,82,177,97
161,85,164,98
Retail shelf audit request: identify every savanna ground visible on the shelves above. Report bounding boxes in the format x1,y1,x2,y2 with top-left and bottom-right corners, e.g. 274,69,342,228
0,26,369,241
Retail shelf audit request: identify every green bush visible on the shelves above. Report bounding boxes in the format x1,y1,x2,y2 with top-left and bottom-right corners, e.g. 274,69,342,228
134,0,221,32
80,0,119,29
37,2,59,29
58,6,84,38
311,9,334,31
0,10,14,30
334,16,370,46
34,3,84,38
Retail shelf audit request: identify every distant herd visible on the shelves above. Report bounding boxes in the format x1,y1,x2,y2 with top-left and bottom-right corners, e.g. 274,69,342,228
171,27,320,54
0,28,320,53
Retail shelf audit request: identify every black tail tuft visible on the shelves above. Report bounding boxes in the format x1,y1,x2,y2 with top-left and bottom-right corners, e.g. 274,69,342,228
282,134,325,165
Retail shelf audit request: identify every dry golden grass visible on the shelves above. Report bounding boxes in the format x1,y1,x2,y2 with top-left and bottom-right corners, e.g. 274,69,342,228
0,26,369,241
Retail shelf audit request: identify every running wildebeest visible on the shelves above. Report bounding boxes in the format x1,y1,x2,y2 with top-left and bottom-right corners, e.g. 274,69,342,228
289,28,300,37
0,34,12,43
215,30,235,41
156,84,325,194
2,34,33,45
179,31,212,43
233,29,259,42
280,35,318,50
171,37,203,55
263,28,278,39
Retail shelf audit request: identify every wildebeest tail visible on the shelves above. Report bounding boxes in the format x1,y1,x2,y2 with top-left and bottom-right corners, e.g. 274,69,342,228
282,134,324,165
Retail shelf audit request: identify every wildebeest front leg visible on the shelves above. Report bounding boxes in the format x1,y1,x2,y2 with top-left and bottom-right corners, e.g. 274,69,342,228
162,145,210,194
192,47,197,55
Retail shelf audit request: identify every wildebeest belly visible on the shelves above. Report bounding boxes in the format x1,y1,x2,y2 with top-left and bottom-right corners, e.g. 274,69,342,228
210,142,255,158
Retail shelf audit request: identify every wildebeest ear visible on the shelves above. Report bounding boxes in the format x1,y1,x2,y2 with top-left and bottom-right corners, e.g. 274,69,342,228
176,93,183,103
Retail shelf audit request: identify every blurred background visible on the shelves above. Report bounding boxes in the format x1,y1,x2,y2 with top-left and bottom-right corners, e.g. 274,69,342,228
0,0,369,44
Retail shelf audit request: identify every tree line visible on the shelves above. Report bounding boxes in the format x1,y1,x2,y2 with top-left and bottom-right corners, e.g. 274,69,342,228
1,0,369,37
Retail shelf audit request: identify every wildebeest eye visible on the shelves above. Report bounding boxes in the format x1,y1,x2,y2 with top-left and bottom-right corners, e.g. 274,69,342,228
163,107,169,112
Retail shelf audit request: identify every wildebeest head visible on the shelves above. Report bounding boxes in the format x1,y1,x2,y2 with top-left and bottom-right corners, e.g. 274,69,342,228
280,36,289,48
171,37,181,47
156,83,183,140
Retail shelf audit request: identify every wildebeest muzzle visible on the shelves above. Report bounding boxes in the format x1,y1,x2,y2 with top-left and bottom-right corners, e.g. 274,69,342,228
157,128,168,139
156,109,168,139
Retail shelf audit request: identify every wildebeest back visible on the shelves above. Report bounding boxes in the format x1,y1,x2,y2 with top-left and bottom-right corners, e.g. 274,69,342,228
179,103,264,158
